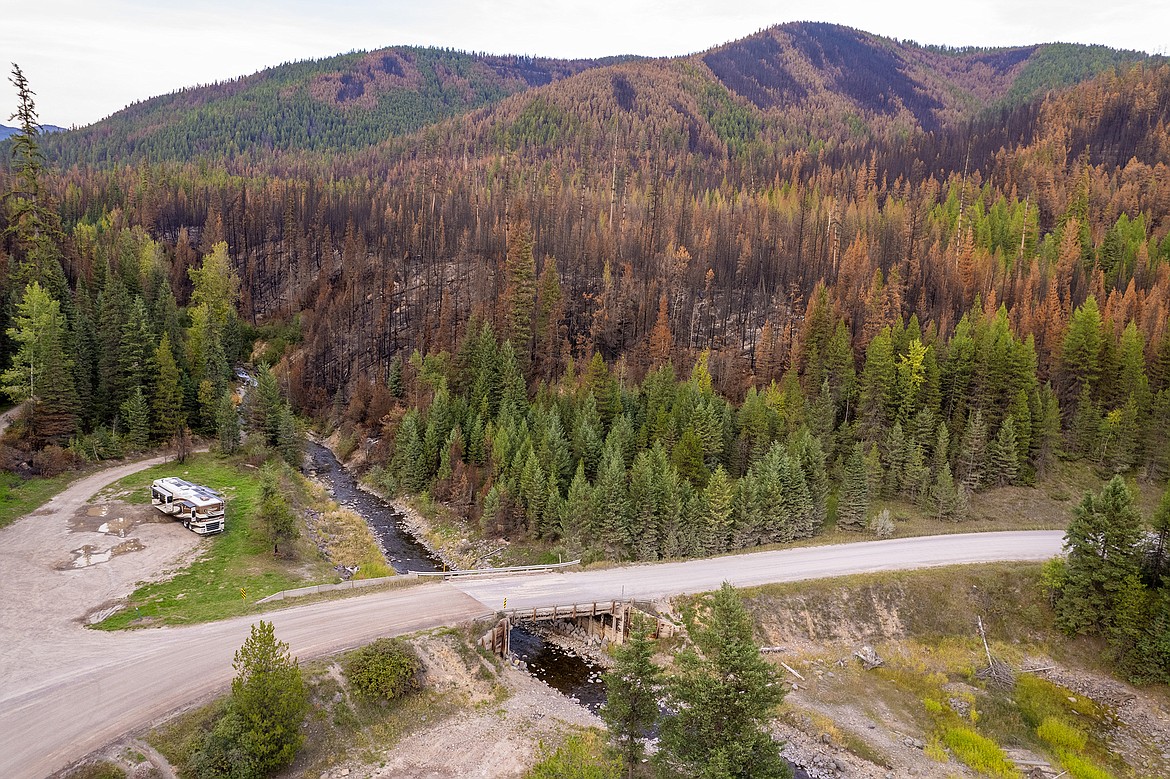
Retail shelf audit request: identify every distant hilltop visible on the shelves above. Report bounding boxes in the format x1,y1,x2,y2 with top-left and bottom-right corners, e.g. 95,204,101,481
0,123,66,139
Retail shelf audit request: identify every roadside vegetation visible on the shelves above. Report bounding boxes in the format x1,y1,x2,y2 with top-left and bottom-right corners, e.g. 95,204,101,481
150,624,497,778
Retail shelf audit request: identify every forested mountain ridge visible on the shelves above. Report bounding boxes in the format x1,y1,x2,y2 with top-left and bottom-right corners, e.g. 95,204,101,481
37,47,631,165
33,22,1147,168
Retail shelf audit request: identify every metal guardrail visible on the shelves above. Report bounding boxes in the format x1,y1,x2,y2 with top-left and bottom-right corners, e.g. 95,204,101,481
256,575,396,604
256,560,582,604
407,559,581,578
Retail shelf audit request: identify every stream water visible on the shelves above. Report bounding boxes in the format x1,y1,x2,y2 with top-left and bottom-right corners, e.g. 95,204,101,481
307,441,808,777
305,442,445,573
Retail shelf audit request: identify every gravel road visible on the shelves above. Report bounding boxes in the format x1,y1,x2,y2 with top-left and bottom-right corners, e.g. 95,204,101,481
0,452,1066,779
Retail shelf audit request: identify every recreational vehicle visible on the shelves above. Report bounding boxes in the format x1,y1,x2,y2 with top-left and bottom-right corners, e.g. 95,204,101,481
150,477,226,534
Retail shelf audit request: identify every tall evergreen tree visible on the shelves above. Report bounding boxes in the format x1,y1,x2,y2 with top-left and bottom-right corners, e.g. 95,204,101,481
120,387,151,452
151,332,185,442
987,417,1020,486
216,390,241,454
836,442,869,531
226,620,307,775
1056,476,1144,635
659,583,789,779
502,221,537,353
1,282,78,444
602,629,662,778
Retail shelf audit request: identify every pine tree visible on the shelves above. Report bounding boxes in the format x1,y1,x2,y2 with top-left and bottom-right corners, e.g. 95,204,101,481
864,443,884,499
151,332,185,442
956,410,987,492
837,442,869,531
120,387,151,452
559,462,594,549
588,352,621,428
594,438,630,559
4,65,67,301
931,462,966,521
902,439,931,505
502,221,537,353
216,390,241,454
1070,385,1100,459
659,583,789,779
858,328,897,442
987,417,1020,486
1056,477,1144,635
672,425,708,487
274,405,302,468
883,421,907,497
226,620,307,775
1,282,78,444
602,629,662,778
700,466,734,554
1060,296,1103,403
790,428,829,530
534,254,564,380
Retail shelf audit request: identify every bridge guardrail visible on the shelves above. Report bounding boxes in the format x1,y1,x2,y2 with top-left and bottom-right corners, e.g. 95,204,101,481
407,559,581,578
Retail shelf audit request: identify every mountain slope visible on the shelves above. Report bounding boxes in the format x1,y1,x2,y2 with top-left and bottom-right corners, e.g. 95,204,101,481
40,23,1149,169
41,48,630,165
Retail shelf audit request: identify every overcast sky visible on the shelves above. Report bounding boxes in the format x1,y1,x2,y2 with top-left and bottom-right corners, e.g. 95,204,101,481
4,0,1168,128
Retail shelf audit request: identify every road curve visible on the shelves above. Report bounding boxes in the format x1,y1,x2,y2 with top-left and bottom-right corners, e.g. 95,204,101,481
0,453,1066,779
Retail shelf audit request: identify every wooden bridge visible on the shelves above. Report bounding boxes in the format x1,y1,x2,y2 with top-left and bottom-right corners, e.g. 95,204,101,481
480,599,632,658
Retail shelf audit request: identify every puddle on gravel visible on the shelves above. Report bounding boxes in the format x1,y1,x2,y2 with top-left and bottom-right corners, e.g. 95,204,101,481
61,539,146,569
69,503,166,534
97,517,132,537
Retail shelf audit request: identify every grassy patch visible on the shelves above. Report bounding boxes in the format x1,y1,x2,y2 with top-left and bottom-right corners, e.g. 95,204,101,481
307,500,393,579
525,730,620,778
0,469,79,529
93,454,334,629
941,725,1020,778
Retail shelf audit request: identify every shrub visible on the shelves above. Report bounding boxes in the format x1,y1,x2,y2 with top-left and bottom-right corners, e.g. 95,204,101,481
526,732,620,779
32,445,79,476
343,638,422,702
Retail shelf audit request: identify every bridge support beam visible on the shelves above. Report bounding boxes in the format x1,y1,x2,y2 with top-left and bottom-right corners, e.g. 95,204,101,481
479,615,510,658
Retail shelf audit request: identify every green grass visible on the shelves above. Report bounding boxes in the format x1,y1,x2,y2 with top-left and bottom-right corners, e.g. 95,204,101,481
941,725,1020,778
94,454,332,629
0,469,79,529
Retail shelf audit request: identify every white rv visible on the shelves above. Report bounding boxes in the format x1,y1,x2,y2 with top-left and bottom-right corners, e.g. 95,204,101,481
151,477,226,534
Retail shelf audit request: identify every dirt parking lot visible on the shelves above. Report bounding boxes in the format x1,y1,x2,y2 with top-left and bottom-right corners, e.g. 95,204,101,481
0,456,203,699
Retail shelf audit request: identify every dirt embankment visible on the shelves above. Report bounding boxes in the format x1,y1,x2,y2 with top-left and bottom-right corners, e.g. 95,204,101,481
741,566,1170,779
